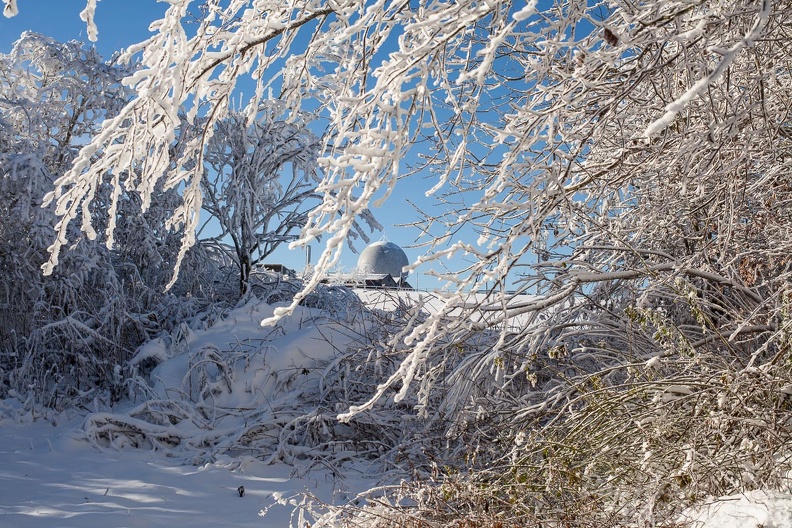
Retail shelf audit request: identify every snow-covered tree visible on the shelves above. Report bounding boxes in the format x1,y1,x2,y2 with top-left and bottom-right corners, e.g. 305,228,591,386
201,110,321,294
0,33,230,406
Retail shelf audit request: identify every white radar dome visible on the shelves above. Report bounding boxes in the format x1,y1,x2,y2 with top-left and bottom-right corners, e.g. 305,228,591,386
357,240,409,279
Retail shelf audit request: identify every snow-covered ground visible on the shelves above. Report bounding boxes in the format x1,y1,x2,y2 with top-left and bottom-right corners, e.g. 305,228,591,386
681,491,792,528
0,411,376,527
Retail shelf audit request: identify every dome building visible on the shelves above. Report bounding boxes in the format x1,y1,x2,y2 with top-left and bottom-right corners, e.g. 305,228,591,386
357,240,409,283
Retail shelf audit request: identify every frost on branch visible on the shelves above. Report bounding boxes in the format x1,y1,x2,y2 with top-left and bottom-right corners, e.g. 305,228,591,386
42,0,335,287
0,33,229,406
2,0,17,18
643,0,772,137
201,109,323,295
79,0,99,42
4,0,99,41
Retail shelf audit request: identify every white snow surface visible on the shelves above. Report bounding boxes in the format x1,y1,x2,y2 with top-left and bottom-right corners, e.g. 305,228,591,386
682,491,792,528
0,414,277,526
0,410,369,527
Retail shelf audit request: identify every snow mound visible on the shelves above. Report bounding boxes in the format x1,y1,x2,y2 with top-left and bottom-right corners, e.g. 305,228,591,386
681,490,792,528
81,296,377,467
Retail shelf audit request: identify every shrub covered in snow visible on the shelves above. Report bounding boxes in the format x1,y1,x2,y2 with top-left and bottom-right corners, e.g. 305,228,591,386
0,34,235,408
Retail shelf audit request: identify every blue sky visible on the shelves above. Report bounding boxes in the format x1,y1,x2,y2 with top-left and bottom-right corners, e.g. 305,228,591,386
0,1,167,56
0,1,491,290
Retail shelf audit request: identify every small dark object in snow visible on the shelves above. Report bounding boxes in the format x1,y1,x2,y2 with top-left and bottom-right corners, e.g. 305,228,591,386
603,27,619,46
238,486,245,497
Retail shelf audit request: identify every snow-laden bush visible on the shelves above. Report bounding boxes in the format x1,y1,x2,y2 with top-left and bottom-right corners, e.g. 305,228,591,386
80,286,375,466
0,34,230,407
286,288,792,527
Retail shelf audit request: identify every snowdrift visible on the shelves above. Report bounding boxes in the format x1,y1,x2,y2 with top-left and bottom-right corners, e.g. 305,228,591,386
80,295,384,468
